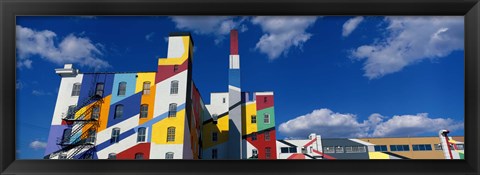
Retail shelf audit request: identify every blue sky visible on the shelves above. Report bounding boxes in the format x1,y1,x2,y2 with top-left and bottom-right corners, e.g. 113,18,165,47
16,16,465,159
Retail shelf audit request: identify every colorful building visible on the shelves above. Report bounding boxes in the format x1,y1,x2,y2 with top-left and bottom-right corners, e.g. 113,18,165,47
276,132,464,160
44,30,277,159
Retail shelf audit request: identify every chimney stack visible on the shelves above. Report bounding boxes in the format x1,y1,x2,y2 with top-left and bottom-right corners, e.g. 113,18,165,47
230,29,238,55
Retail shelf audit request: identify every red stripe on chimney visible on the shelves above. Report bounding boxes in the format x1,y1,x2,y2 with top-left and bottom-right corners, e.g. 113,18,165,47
230,29,238,55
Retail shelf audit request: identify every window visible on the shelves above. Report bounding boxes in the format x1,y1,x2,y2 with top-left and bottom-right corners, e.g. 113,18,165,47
143,81,151,95
412,144,432,151
264,113,270,124
212,149,218,159
135,153,144,160
222,97,226,103
265,147,271,159
165,152,174,159
252,149,258,158
92,105,100,120
140,104,148,118
264,97,267,103
212,132,218,142
434,144,443,150
67,105,76,119
280,147,297,153
117,82,127,96
456,144,465,150
86,129,96,144
111,128,120,143
114,105,124,119
95,83,104,96
137,127,146,142
390,145,410,151
62,128,72,144
167,127,175,142
265,131,270,141
108,153,116,159
71,83,81,96
173,65,179,72
301,147,306,154
335,146,344,153
59,153,67,159
252,133,257,141
374,145,388,152
170,80,179,94
345,146,367,153
251,115,256,124
168,103,177,118
324,146,335,153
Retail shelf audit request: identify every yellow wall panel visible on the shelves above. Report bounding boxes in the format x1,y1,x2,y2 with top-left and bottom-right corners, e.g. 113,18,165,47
242,103,257,136
151,109,186,144
368,152,390,159
203,115,229,149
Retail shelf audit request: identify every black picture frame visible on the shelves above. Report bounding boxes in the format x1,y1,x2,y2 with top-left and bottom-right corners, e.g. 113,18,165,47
1,0,479,174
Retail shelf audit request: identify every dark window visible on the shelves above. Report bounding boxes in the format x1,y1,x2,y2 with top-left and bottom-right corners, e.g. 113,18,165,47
264,97,267,103
265,147,271,159
137,127,146,142
168,103,177,118
71,83,81,96
95,83,104,96
165,152,174,159
118,82,127,96
59,153,67,159
173,65,179,72
265,131,270,141
111,128,120,143
212,149,218,159
390,145,409,151
62,128,72,144
135,153,144,160
456,144,464,150
92,105,100,120
374,145,388,152
413,144,433,151
143,81,151,95
251,115,256,123
86,129,96,144
264,113,270,124
140,104,148,118
252,133,257,141
167,127,175,142
170,81,179,94
108,153,116,159
280,147,289,153
67,105,76,119
212,132,218,142
289,147,297,153
114,105,124,119
222,97,226,103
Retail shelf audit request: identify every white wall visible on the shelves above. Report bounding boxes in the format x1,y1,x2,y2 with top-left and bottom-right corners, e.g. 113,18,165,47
51,74,84,125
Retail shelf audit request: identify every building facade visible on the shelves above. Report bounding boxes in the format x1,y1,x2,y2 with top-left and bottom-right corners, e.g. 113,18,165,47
44,30,277,160
276,132,464,160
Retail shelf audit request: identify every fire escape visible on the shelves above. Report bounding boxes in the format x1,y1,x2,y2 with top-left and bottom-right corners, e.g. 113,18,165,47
46,74,105,159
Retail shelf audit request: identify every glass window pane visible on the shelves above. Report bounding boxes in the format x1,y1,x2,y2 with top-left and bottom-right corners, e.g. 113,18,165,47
425,144,432,150
403,145,410,151
281,147,288,153
390,145,397,151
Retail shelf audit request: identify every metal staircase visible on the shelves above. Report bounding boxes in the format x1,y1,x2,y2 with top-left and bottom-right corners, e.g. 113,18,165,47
47,74,106,159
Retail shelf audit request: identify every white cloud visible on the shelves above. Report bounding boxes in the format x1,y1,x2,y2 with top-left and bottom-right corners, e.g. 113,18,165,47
170,16,247,44
251,16,318,60
32,90,52,96
350,16,464,79
145,32,155,41
372,113,463,137
278,108,463,138
342,16,364,37
16,25,111,70
29,140,47,150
